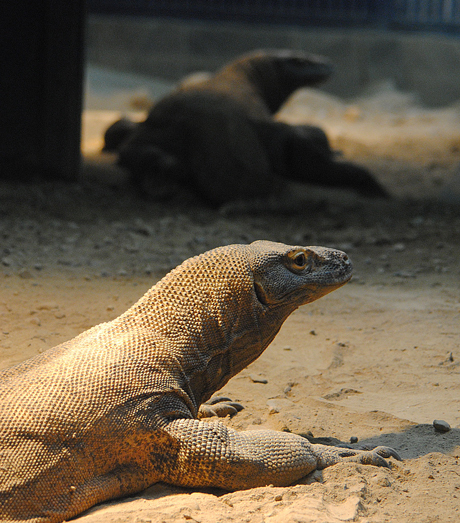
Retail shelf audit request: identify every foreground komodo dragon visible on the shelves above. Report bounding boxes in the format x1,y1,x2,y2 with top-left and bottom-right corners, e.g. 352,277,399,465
0,241,400,522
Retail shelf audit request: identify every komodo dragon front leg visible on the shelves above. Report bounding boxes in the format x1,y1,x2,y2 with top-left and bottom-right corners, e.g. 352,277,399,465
0,241,401,522
160,419,399,490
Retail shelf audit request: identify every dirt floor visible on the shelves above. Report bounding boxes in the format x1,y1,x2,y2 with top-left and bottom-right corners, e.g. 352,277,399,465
1,77,460,522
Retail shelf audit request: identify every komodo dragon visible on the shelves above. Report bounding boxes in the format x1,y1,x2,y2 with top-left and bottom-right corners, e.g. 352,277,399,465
0,241,400,522
109,49,388,205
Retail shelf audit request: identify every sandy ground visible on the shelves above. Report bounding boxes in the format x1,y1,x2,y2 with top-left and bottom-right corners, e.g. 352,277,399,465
1,68,460,521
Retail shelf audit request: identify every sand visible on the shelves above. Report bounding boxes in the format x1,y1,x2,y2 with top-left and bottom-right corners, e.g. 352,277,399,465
1,69,460,522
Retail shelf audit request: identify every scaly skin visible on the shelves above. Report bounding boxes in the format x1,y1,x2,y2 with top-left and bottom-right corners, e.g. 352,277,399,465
0,241,400,522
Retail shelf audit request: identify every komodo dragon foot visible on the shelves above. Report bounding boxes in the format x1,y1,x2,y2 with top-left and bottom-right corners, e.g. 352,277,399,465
313,444,402,469
199,396,245,418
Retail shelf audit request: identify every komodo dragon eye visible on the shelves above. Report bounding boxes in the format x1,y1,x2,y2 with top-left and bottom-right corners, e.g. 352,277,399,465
291,252,307,269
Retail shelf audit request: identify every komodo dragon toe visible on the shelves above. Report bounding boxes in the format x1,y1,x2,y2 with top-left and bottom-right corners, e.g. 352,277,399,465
312,444,402,470
198,396,244,418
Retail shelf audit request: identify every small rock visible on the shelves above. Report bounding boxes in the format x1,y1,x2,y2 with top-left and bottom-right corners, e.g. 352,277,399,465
439,353,455,366
37,303,58,311
393,270,416,278
19,269,33,279
283,384,292,394
250,374,268,384
377,477,392,487
433,419,451,433
350,436,358,444
309,330,317,336
392,242,406,252
267,399,293,413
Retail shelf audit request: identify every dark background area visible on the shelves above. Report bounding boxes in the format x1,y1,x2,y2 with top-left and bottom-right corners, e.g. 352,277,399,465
1,0,459,182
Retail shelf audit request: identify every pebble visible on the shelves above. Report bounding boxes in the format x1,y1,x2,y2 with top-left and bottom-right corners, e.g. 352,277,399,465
393,270,416,278
266,399,293,414
392,242,406,252
433,419,451,433
350,436,359,444
250,374,268,384
36,303,56,311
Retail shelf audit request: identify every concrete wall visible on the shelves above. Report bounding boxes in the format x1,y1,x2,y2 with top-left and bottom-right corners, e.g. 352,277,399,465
86,15,460,107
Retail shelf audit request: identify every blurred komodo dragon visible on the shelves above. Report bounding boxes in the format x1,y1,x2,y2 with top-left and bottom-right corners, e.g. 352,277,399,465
0,241,400,522
104,49,388,205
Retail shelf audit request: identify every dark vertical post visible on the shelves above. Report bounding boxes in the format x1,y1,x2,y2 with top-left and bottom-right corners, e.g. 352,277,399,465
0,1,86,181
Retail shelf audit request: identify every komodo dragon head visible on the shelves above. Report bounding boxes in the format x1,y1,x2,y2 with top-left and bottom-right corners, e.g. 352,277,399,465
121,240,352,411
249,239,352,307
228,49,334,114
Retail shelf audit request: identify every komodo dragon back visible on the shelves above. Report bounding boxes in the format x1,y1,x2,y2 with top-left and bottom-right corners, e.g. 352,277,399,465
0,240,400,522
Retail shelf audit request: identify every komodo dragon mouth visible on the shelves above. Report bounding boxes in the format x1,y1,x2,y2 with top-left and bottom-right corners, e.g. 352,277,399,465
0,240,400,523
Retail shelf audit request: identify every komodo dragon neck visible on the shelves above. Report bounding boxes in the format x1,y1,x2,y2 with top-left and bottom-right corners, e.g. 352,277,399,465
113,241,351,415
226,51,333,115
176,50,333,122
114,244,292,411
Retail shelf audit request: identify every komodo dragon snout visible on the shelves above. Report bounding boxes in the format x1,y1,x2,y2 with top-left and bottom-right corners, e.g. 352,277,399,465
0,240,400,523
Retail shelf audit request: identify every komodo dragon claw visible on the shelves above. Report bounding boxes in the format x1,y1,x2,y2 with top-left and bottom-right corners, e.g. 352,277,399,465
370,445,402,463
314,443,402,470
357,445,402,462
199,396,245,418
